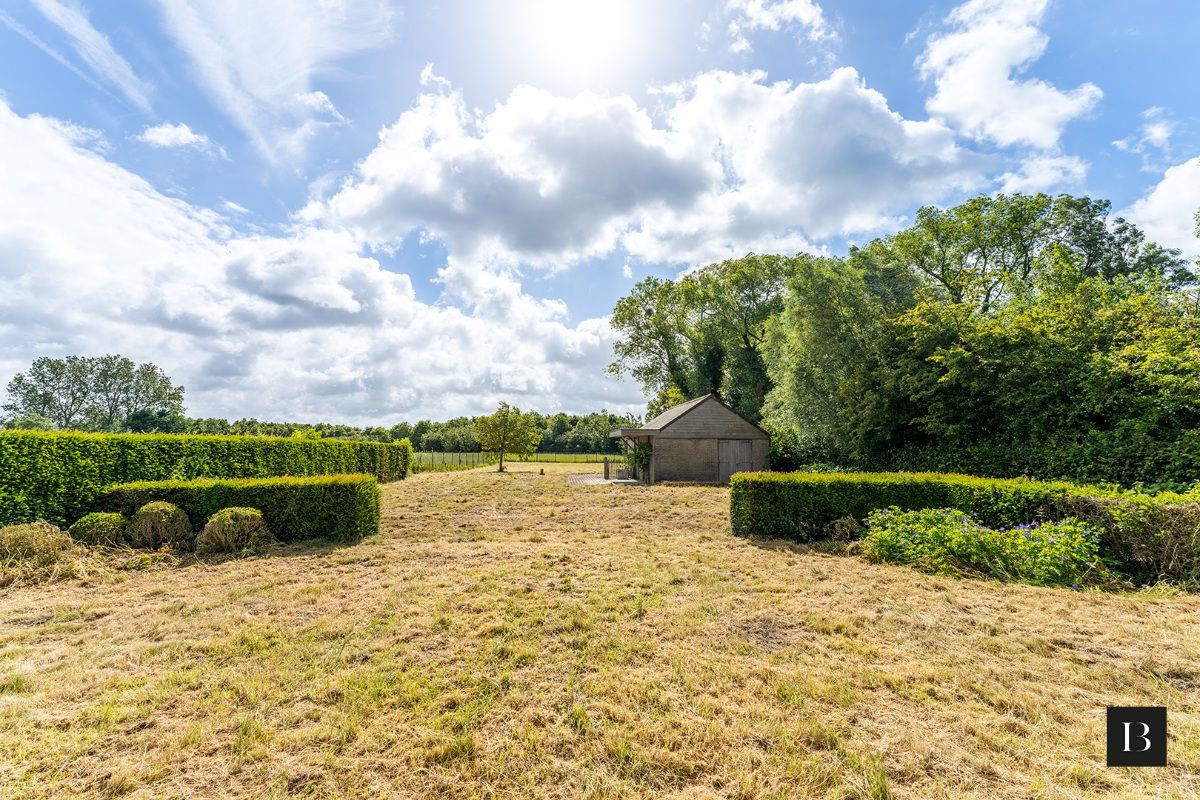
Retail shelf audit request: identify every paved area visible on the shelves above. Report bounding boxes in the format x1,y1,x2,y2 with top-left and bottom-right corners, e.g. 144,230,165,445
567,474,643,486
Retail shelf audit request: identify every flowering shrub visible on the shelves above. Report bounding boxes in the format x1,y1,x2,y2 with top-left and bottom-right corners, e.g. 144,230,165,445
863,507,1104,586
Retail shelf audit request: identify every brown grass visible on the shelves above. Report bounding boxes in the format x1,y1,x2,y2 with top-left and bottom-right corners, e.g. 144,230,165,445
0,462,1198,798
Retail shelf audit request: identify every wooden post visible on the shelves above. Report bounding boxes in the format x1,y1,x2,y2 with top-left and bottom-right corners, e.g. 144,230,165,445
603,457,610,480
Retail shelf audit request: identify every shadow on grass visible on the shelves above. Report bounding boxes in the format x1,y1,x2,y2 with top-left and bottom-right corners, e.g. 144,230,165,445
739,533,859,557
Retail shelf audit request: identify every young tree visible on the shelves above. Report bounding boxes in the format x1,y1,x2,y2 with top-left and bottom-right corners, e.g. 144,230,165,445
474,402,541,472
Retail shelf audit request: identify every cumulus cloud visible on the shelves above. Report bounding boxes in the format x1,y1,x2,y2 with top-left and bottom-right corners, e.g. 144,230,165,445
153,0,395,161
918,0,1101,149
135,122,225,157
726,0,832,54
309,75,714,266
311,67,982,268
632,67,983,263
29,0,154,113
997,154,1087,193
1120,157,1200,257
0,97,643,422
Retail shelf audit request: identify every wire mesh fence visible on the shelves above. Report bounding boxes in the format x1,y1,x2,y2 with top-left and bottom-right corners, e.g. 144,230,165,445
511,453,615,463
411,451,498,472
411,451,616,471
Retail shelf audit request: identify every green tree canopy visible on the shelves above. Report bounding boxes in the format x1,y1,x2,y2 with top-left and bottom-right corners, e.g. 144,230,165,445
474,403,542,471
3,355,184,431
608,253,790,421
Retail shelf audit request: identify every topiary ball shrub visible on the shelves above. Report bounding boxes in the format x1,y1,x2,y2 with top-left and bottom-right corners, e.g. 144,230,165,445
0,520,75,560
196,507,275,554
0,520,87,588
68,512,129,547
129,502,194,550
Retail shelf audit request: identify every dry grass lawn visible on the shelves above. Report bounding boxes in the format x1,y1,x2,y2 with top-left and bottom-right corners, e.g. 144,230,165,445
1,462,1198,798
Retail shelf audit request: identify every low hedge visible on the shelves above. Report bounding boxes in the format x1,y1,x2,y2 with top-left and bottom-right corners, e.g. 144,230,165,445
0,430,410,527
730,471,1200,586
99,474,381,544
730,471,1073,538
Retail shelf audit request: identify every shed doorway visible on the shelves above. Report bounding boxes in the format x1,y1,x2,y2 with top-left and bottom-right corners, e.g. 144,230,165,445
718,439,754,481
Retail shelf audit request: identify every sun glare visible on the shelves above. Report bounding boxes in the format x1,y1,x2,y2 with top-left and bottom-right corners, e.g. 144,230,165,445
514,0,641,86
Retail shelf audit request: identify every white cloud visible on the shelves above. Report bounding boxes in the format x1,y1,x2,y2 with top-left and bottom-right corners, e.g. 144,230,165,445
1120,157,1200,257
631,68,983,263
726,0,832,54
29,0,154,114
135,122,225,157
311,67,982,268
153,0,395,161
1114,106,1175,170
0,97,644,422
0,9,107,95
622,263,633,279
998,154,1087,193
309,75,715,266
918,0,1101,149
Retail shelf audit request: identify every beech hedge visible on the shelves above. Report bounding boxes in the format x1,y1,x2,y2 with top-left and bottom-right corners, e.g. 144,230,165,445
0,430,410,527
100,474,381,544
730,471,1200,586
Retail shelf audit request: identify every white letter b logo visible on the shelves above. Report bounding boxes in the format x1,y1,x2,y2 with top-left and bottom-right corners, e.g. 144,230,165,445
1107,707,1166,766
1123,722,1152,752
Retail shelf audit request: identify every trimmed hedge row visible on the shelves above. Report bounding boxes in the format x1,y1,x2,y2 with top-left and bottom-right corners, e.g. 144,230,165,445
100,474,381,544
730,471,1200,585
0,430,410,527
730,471,1073,537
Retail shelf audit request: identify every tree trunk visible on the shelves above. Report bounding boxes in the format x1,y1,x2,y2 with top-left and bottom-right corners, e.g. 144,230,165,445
499,450,505,472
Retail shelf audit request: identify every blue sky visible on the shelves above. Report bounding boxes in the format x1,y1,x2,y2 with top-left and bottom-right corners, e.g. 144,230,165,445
1,0,1198,423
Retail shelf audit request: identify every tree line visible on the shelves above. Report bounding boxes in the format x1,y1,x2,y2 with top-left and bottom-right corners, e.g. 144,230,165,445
3,357,634,454
609,194,1200,487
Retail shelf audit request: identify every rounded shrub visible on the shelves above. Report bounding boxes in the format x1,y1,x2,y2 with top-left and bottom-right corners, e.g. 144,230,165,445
68,512,128,547
0,520,75,560
196,507,275,554
129,502,193,550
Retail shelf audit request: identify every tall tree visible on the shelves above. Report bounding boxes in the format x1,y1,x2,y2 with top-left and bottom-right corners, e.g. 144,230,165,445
608,254,791,420
760,193,1200,485
474,402,542,472
3,355,184,431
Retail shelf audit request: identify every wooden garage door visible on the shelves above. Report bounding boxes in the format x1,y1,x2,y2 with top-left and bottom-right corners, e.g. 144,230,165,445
718,439,754,481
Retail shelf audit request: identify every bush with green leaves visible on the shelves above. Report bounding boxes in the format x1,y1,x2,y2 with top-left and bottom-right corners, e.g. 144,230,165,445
0,429,412,527
67,512,128,546
1052,494,1200,587
196,507,275,554
862,507,1104,586
129,502,194,550
101,473,380,544
730,470,1200,585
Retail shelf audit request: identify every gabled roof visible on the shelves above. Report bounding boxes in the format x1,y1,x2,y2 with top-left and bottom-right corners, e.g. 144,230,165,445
609,393,770,439
641,393,711,429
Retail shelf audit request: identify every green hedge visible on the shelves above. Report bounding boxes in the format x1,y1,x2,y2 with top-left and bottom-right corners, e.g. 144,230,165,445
730,471,1200,585
99,474,381,544
0,430,410,527
730,471,1072,538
